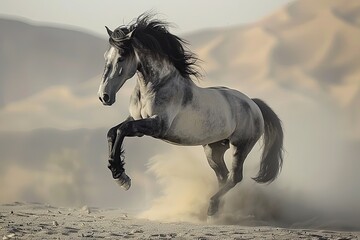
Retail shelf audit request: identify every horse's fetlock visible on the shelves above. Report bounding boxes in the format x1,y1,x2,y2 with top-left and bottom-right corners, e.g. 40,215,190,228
232,173,243,184
208,198,220,216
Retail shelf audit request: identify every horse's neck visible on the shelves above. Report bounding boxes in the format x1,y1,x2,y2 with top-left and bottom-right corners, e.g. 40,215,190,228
136,53,178,91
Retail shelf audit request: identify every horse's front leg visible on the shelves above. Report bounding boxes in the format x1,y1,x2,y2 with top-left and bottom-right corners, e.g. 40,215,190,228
107,117,134,190
108,116,165,190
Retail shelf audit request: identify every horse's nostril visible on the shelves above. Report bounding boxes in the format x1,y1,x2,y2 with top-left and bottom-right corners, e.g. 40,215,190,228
103,94,110,103
99,97,103,103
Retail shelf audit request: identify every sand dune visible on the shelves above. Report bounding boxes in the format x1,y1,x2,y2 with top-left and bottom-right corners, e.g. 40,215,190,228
187,0,360,139
191,0,360,97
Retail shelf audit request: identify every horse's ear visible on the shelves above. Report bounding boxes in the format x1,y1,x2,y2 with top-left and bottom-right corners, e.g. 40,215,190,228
105,26,113,37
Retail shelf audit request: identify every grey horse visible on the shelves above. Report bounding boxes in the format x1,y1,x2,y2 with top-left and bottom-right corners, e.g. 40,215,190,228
98,14,284,216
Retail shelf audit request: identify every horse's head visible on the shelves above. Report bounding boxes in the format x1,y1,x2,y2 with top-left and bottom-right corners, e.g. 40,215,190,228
98,26,138,106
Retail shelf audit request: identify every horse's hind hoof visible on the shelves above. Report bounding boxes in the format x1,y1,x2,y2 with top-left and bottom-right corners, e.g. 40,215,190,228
115,172,131,190
207,215,218,224
207,199,220,216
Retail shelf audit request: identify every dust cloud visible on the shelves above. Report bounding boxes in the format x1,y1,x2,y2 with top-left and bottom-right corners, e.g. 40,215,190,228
141,147,217,223
141,100,360,230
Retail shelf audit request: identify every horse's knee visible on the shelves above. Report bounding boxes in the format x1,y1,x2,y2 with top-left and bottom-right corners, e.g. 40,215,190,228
107,126,117,141
108,121,131,141
116,128,122,136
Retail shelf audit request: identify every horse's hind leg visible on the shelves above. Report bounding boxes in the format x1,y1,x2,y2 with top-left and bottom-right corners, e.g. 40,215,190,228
203,140,230,187
207,139,257,216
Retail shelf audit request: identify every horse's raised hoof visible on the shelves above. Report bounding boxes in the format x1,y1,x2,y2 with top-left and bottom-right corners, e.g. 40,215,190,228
115,172,131,190
207,198,220,216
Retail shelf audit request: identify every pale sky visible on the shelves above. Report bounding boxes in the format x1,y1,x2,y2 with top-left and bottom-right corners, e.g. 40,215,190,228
0,0,293,36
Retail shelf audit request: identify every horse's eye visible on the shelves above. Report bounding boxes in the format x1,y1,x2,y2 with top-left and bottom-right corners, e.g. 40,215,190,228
118,56,125,62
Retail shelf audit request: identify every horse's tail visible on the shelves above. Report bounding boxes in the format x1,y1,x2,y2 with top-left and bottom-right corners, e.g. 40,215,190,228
252,98,284,184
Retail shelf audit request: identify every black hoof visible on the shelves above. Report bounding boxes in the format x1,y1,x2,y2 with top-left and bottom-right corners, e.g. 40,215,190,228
115,172,131,190
207,199,220,216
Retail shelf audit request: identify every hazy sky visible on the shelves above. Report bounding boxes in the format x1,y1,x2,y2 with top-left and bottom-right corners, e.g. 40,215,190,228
0,0,293,36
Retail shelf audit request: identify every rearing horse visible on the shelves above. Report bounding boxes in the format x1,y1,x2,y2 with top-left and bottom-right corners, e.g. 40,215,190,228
98,14,284,216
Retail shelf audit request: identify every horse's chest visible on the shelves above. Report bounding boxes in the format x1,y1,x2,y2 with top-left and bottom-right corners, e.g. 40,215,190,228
129,94,154,119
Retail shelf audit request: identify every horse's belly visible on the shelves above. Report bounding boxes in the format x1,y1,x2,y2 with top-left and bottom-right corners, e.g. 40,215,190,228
162,109,235,146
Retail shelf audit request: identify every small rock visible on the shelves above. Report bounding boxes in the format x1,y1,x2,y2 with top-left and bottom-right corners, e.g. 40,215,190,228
81,205,91,214
2,234,15,240
198,237,208,240
130,229,143,234
82,232,94,237
53,221,59,226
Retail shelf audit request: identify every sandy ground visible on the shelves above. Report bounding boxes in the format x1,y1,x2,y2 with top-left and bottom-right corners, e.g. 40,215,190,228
0,202,359,240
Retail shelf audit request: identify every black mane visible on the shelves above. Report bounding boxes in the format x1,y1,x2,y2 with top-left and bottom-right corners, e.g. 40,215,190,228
110,13,201,79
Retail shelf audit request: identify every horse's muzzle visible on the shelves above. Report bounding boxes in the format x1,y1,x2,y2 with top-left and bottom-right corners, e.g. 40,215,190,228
99,93,114,106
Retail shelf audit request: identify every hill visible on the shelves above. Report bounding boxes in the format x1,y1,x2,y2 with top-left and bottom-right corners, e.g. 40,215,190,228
0,18,106,106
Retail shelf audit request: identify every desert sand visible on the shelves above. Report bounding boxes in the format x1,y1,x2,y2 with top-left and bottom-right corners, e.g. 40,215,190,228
1,202,358,240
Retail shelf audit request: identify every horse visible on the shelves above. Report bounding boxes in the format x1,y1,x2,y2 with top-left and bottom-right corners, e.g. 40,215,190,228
97,13,284,216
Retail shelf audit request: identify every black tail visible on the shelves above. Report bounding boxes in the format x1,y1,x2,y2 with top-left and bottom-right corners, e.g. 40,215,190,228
252,98,284,183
